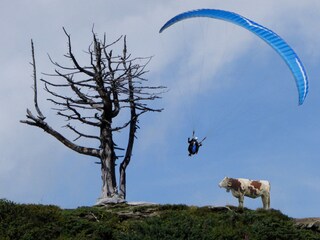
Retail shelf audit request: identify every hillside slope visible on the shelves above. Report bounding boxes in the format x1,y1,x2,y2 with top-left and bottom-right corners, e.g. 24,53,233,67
0,199,319,239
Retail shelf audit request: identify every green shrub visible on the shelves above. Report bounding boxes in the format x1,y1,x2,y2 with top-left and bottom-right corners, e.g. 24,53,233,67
0,199,318,239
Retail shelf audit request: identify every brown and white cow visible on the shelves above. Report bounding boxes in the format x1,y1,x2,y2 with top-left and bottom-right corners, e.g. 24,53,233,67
218,177,271,209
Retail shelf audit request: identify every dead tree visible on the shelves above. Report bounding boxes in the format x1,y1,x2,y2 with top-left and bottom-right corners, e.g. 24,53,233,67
21,29,165,204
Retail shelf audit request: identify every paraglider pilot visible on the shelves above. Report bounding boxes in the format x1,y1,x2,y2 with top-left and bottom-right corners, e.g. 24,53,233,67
188,131,205,156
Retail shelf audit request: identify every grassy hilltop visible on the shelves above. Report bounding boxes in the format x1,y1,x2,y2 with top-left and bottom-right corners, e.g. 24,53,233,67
0,199,319,240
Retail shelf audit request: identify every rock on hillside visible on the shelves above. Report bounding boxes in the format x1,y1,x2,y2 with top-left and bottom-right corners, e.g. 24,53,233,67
294,218,320,232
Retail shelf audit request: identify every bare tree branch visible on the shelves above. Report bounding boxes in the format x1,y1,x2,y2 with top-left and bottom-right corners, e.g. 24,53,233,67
20,109,100,158
65,124,100,142
63,27,95,77
31,39,45,120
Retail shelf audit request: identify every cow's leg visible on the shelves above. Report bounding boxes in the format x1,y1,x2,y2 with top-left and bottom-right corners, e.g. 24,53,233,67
266,193,270,209
261,194,270,209
261,195,267,209
238,195,244,208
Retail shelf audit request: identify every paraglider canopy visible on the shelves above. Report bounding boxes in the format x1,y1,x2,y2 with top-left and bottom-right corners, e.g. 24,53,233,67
159,9,309,105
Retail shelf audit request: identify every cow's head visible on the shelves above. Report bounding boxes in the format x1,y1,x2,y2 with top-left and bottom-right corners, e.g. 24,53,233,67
219,177,230,192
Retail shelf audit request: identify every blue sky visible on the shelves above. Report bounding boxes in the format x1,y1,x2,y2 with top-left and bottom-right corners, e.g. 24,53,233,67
1,0,320,218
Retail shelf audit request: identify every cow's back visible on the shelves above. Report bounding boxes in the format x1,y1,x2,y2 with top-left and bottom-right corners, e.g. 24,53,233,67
241,179,270,198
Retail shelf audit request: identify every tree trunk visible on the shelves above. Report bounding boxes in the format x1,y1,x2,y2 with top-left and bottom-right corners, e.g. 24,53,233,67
97,106,123,204
119,116,136,199
119,72,137,199
97,137,124,204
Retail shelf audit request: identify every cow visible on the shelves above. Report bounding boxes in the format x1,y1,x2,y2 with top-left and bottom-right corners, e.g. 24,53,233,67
218,177,271,209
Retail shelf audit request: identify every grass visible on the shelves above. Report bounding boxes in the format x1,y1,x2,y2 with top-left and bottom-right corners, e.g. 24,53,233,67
0,199,318,239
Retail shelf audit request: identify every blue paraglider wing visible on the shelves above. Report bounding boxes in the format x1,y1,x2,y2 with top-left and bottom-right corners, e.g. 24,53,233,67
159,9,308,105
